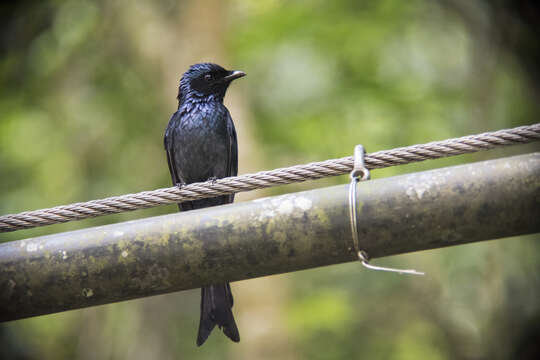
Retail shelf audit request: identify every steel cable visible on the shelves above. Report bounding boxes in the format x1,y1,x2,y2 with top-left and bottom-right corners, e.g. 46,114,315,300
1,123,539,233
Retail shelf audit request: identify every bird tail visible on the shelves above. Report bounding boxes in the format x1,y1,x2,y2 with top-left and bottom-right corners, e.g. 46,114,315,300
196,283,240,346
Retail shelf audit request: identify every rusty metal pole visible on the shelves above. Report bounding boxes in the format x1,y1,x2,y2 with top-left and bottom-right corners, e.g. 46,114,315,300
1,153,539,321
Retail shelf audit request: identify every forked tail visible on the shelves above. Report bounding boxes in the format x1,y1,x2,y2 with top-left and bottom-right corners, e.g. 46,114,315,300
196,283,240,346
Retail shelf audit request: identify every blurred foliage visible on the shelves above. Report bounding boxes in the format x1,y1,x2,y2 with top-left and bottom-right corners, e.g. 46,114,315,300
1,0,539,359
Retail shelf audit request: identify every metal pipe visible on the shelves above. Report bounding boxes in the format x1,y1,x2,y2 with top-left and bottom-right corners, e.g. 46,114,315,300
1,153,539,321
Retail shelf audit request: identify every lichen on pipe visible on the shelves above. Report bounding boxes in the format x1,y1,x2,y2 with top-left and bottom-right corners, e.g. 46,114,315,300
1,153,539,322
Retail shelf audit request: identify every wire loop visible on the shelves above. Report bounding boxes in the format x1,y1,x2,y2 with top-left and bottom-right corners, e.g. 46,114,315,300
348,145,425,276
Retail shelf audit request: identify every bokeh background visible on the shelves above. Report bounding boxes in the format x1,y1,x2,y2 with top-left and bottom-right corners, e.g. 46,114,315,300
1,0,539,359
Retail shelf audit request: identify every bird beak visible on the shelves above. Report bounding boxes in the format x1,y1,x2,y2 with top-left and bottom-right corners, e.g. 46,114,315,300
223,70,246,82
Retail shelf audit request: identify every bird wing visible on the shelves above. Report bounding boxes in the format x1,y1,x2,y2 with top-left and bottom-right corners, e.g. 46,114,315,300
226,111,238,203
227,111,238,178
164,111,196,211
164,113,182,186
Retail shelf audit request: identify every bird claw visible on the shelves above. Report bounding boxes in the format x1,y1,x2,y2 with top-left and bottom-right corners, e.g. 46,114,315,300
208,177,218,184
176,182,186,189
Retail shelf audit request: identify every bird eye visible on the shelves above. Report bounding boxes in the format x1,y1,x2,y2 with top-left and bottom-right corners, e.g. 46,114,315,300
204,74,212,81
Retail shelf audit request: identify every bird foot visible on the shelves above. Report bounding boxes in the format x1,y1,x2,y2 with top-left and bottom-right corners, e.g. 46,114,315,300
208,177,218,184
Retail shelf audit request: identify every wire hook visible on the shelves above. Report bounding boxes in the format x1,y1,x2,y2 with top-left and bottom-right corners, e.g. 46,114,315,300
349,145,424,276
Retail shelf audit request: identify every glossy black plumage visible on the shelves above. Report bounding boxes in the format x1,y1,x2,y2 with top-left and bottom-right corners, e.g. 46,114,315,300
164,63,244,346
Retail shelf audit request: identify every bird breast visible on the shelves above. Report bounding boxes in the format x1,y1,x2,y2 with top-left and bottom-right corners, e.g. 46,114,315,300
174,104,230,182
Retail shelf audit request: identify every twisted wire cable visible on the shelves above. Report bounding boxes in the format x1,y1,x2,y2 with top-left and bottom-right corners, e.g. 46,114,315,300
1,123,539,233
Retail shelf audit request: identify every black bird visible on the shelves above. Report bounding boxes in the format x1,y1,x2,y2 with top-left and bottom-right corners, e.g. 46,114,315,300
164,63,245,346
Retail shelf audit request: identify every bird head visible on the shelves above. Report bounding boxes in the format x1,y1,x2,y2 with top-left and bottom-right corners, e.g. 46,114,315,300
178,63,246,104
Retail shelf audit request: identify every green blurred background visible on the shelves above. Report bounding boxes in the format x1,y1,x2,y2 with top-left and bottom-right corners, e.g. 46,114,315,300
1,0,539,359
